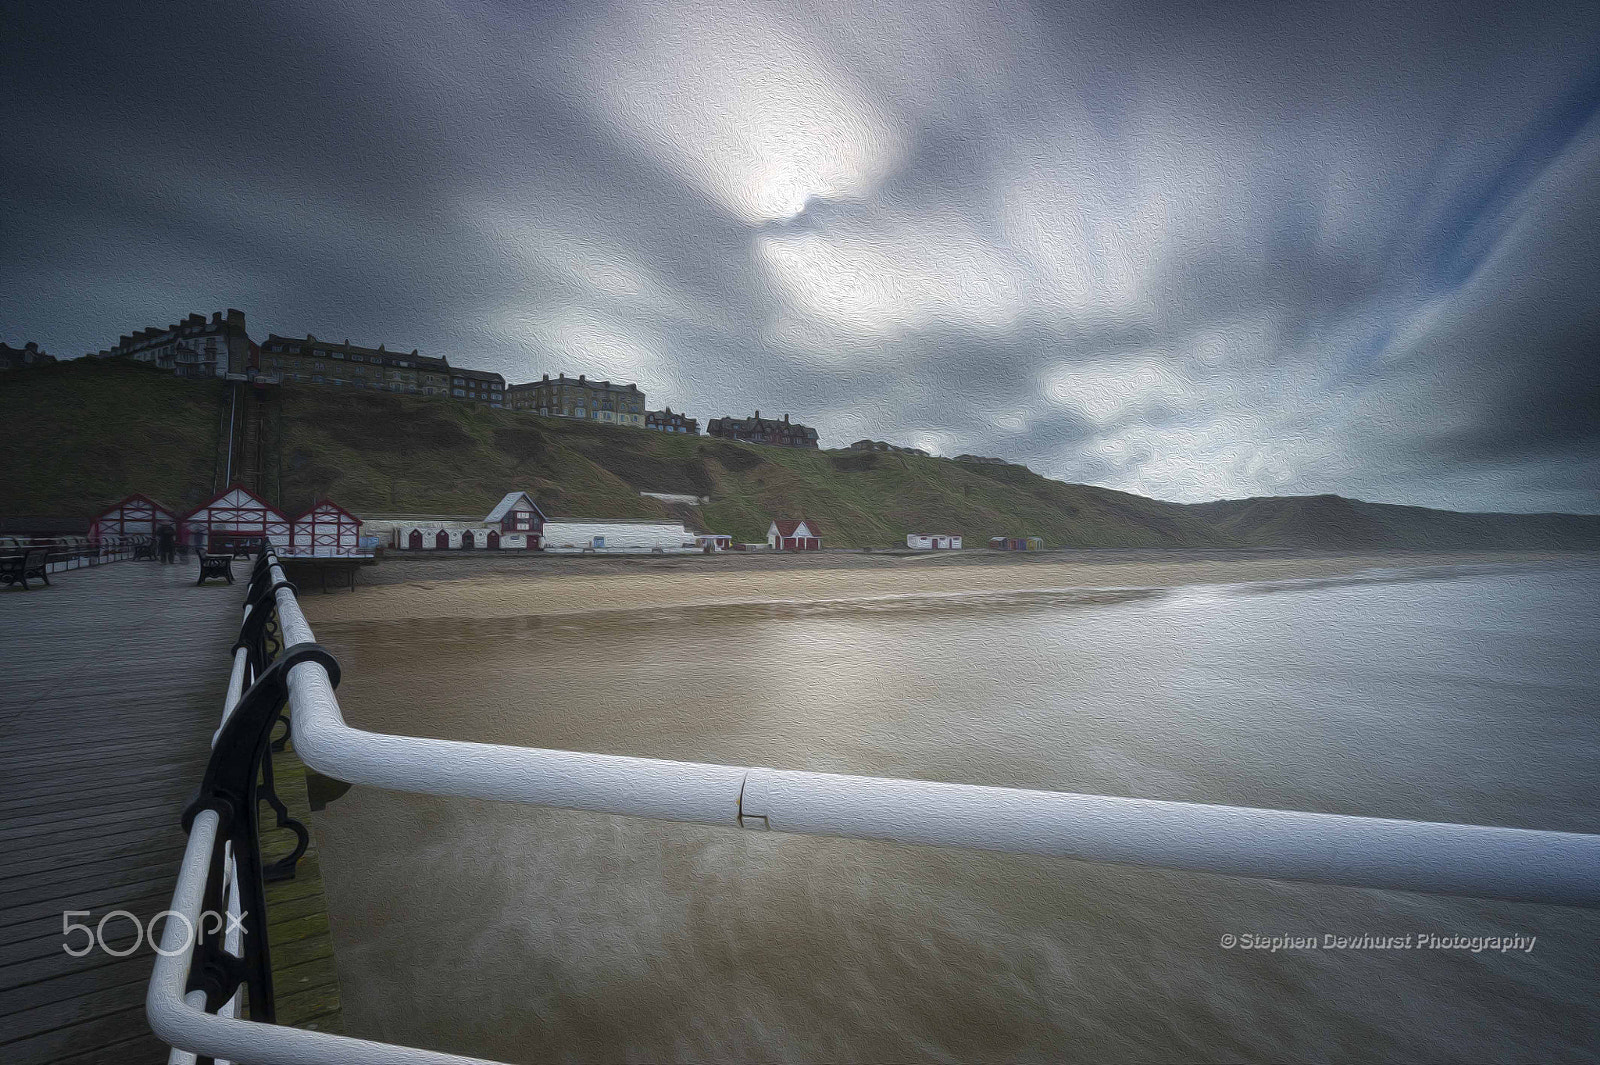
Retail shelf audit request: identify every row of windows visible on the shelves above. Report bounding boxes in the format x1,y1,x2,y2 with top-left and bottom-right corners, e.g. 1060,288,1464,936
451,376,504,391
264,344,447,374
280,373,448,394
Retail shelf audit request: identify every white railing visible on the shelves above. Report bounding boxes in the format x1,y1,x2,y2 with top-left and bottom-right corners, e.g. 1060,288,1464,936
0,534,152,572
149,548,1600,1064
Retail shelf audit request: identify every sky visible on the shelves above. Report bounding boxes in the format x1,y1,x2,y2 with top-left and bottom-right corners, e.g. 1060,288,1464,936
4,1,1599,513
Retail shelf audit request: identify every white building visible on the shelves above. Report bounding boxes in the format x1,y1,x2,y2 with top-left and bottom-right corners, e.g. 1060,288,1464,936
906,534,962,550
768,519,822,551
542,519,698,554
290,500,366,556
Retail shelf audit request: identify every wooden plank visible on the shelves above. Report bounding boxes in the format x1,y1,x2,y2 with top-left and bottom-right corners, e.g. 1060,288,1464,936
249,737,343,1035
0,954,154,1027
48,1031,171,1065
0,943,154,997
0,562,243,1062
0,845,188,893
0,1002,151,1064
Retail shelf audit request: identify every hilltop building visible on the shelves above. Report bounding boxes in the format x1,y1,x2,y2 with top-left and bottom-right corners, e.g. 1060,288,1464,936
708,411,819,448
92,310,254,378
0,342,56,371
505,373,645,426
451,366,505,406
260,335,452,396
645,407,698,434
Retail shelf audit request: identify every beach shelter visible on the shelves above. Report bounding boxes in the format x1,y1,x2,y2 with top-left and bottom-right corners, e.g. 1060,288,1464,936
88,493,177,540
290,500,364,556
768,519,821,551
181,485,291,553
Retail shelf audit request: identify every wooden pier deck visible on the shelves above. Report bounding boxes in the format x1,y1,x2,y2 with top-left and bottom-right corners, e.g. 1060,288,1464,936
258,738,343,1034
0,558,341,1063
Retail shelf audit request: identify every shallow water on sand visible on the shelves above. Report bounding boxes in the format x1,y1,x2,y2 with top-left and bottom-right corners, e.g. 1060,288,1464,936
310,563,1600,1062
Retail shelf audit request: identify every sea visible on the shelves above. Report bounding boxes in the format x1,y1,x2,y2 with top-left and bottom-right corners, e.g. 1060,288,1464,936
309,561,1600,1063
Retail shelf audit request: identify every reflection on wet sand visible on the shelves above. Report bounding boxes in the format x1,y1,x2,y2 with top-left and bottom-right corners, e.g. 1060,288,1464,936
307,564,1600,1063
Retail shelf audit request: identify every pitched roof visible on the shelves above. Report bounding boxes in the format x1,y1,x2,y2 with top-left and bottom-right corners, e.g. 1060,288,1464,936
261,334,450,373
772,519,819,538
182,484,287,521
483,491,547,524
94,493,178,521
292,499,362,524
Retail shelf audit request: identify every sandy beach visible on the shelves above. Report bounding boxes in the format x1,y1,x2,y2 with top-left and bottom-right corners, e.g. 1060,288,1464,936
301,548,1596,624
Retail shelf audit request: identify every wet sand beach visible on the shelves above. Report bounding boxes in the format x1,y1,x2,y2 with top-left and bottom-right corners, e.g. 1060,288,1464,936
299,556,1600,1062
304,548,1593,624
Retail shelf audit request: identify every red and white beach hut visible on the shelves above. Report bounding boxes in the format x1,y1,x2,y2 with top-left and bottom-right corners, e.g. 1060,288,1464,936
181,486,291,554
88,494,178,540
290,500,364,556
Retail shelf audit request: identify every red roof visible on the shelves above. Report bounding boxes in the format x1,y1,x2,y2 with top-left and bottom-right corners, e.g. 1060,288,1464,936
772,519,820,538
181,484,287,522
292,498,362,524
93,493,178,521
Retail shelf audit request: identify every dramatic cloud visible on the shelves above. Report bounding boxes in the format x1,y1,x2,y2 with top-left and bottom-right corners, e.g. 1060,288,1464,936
3,0,1598,512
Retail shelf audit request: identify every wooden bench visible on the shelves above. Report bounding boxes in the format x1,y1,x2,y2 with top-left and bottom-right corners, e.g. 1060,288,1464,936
196,551,234,585
0,547,52,591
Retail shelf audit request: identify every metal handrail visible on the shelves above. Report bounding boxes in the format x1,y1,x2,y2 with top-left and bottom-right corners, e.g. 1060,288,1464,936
149,545,1600,1064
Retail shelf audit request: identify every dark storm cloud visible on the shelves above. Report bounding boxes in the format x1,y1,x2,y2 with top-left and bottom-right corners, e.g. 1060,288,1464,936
4,0,1599,512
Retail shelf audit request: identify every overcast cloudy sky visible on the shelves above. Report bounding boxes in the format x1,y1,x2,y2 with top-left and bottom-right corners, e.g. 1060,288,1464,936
4,1,1598,513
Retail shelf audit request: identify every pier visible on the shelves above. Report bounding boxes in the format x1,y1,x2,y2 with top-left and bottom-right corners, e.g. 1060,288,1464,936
0,560,340,1063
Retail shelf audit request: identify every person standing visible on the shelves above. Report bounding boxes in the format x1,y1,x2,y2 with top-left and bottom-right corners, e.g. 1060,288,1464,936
157,523,176,564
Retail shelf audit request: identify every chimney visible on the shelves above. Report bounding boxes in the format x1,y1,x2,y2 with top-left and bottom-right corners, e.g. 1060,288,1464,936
579,374,585,382
784,413,790,424
754,409,760,420
542,373,549,381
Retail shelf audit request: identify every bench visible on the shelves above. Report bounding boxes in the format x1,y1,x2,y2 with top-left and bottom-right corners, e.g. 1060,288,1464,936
133,540,156,561
0,547,52,591
196,551,234,585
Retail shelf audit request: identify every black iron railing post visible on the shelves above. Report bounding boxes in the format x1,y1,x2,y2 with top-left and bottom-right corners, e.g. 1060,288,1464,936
179,544,337,1034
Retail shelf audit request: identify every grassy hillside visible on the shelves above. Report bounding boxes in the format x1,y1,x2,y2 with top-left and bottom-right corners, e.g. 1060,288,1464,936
0,358,225,517
1185,495,1600,551
276,382,1234,546
7,359,1600,549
